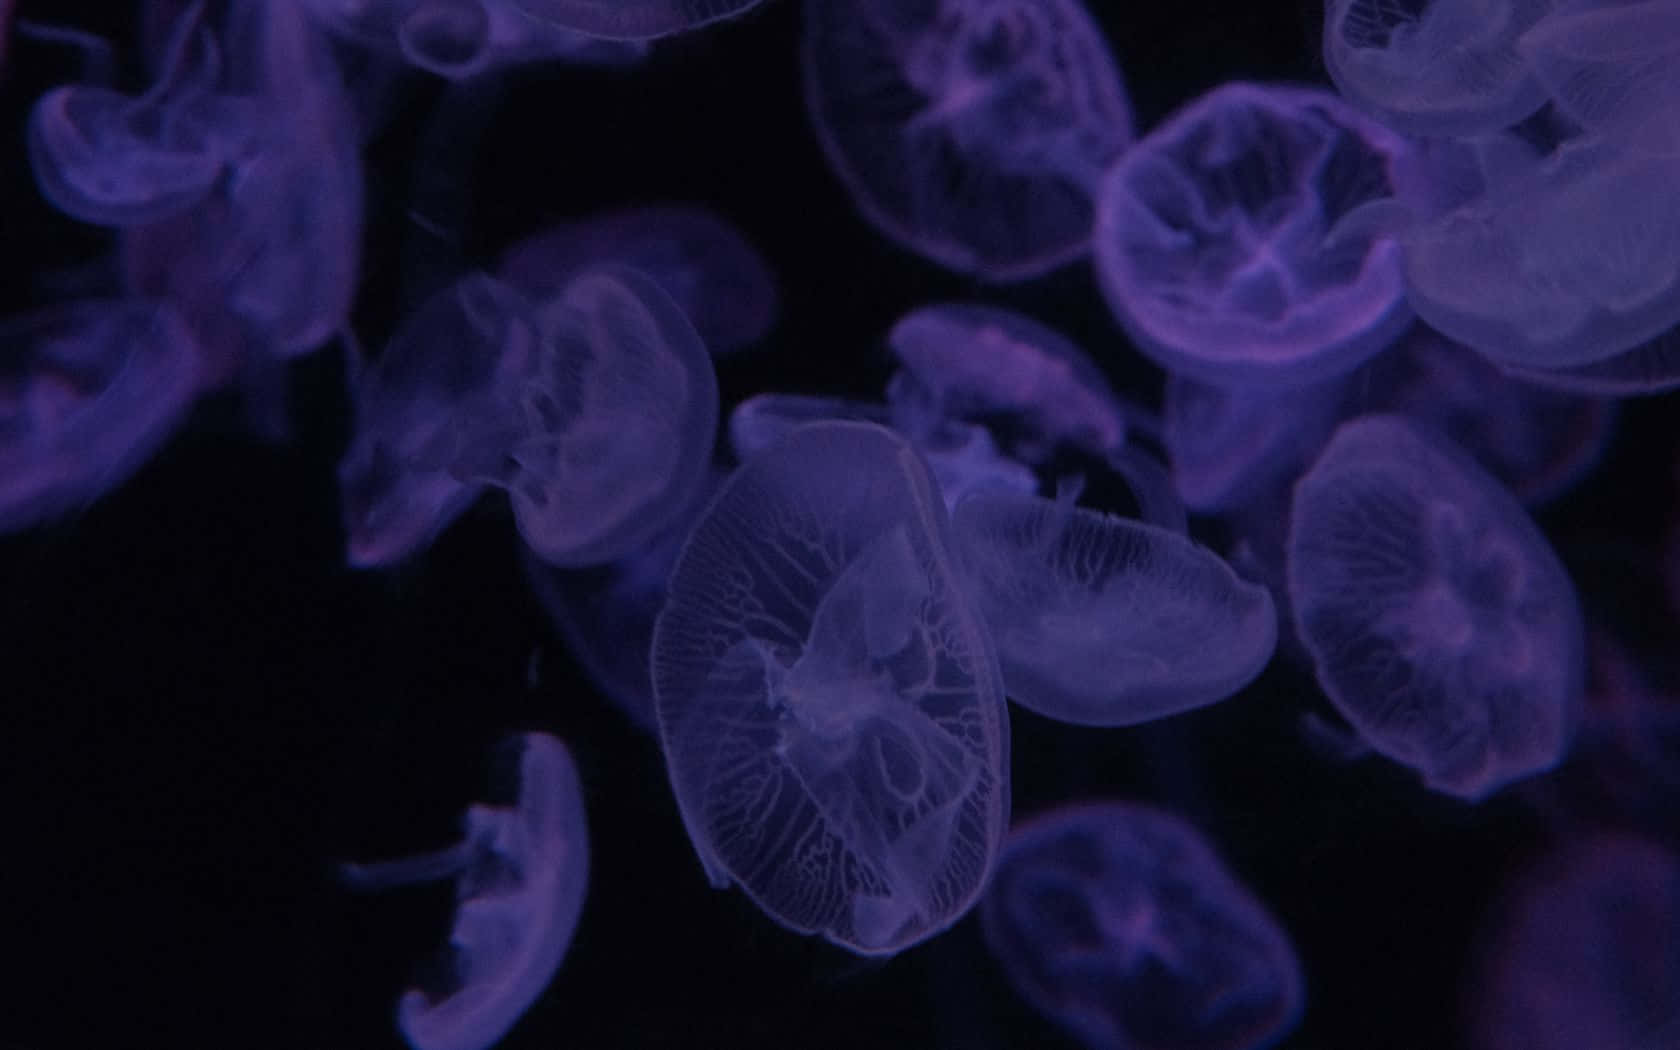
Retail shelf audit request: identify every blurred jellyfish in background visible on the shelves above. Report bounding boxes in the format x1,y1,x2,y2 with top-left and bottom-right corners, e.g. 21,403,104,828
982,802,1303,1050
803,0,1134,279
1287,414,1584,800
652,421,1010,955
1467,833,1680,1050
509,0,770,41
342,732,590,1050
1095,81,1413,388
499,204,777,354
950,487,1276,727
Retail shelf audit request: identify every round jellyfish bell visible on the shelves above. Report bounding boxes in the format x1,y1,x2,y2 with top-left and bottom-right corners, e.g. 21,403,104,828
949,487,1277,727
342,732,590,1050
1095,82,1414,389
652,420,1010,956
802,0,1134,280
1286,414,1584,800
981,801,1304,1050
1322,0,1550,137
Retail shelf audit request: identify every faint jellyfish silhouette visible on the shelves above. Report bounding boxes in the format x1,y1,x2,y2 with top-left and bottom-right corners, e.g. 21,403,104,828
0,299,208,533
499,205,776,354
27,1,229,228
982,801,1304,1050
652,420,1010,955
509,0,767,40
337,273,536,567
457,265,718,567
1287,414,1583,799
1095,81,1413,388
950,487,1276,726
1468,833,1680,1050
342,732,589,1050
803,0,1134,280
1322,0,1550,137
1516,1,1680,158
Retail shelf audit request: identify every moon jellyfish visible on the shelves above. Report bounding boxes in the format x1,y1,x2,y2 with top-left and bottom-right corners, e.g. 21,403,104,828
0,299,207,534
950,488,1276,726
27,3,228,228
499,205,776,354
342,732,589,1050
1322,0,1550,137
981,802,1304,1050
803,0,1135,280
652,421,1009,955
337,273,535,567
450,266,717,567
885,302,1127,459
509,0,767,41
1469,833,1680,1050
1287,414,1583,800
1516,1,1680,158
1095,82,1413,388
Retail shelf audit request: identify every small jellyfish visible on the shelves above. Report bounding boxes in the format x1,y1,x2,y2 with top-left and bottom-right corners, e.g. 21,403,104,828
1516,1,1680,158
1468,833,1680,1050
509,0,766,40
885,302,1128,459
982,801,1304,1050
1322,0,1550,137
499,205,776,354
342,732,589,1050
1094,82,1413,388
949,487,1277,727
803,0,1134,280
651,420,1009,955
461,265,718,568
1287,414,1583,799
0,299,208,534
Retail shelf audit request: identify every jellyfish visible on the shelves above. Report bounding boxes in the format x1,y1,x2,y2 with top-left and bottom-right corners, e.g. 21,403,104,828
0,299,208,534
342,732,590,1050
803,0,1134,280
456,265,718,567
499,205,776,354
1286,414,1584,800
1500,324,1680,397
949,487,1276,726
981,801,1304,1050
509,0,767,41
1094,81,1413,388
1322,0,1550,137
1516,0,1680,158
651,420,1009,955
27,1,230,228
1468,833,1680,1050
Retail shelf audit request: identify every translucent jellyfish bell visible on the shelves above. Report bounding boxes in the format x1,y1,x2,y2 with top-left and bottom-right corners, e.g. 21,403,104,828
949,487,1277,727
474,265,718,568
0,299,208,533
1287,414,1584,800
1516,1,1680,158
803,0,1134,280
1322,0,1550,137
342,733,589,1050
651,420,1010,955
509,0,767,40
1095,82,1414,388
981,802,1304,1050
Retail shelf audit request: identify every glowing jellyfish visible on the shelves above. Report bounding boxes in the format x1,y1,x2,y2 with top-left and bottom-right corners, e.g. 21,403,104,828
803,0,1134,280
950,487,1276,726
509,0,767,40
652,420,1009,955
1322,0,1550,137
1095,81,1413,387
458,265,718,568
342,732,589,1050
27,3,228,228
1469,833,1680,1050
499,205,776,354
885,302,1127,459
982,801,1304,1050
0,299,207,534
337,273,535,568
1516,1,1680,158
1287,414,1583,800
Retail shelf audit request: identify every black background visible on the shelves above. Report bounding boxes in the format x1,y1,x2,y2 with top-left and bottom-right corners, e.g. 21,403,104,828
2,1,1677,1048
